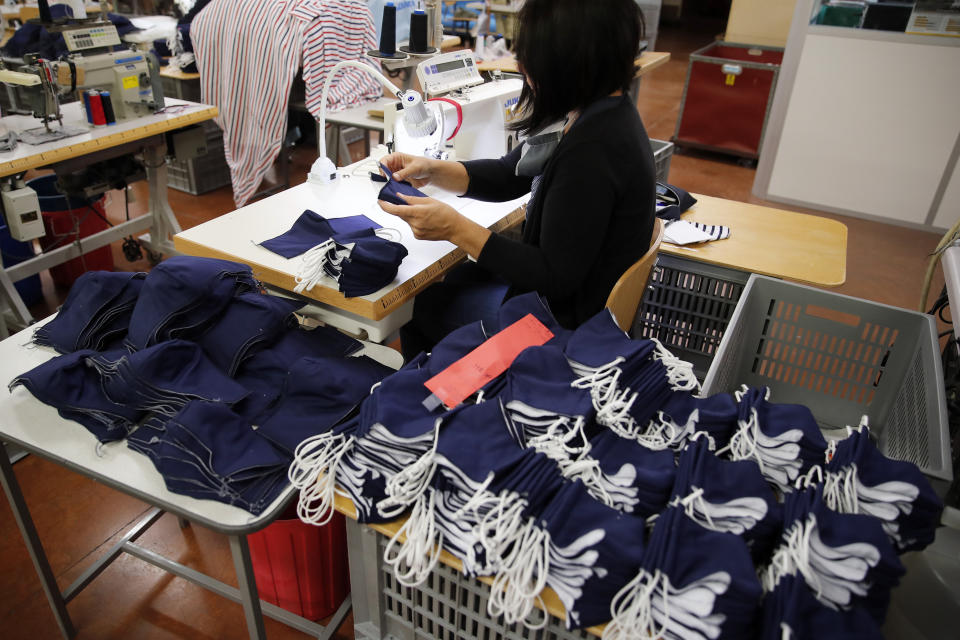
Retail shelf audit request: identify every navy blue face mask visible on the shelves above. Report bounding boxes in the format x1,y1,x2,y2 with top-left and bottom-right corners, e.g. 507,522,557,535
822,422,943,553
760,486,904,629
126,256,259,350
33,271,145,354
761,573,882,640
10,348,143,443
607,504,763,640
256,355,393,454
259,209,381,259
377,163,427,206
195,291,304,376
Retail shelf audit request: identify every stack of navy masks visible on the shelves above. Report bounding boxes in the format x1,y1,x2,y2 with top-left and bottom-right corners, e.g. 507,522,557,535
282,290,942,634
12,257,392,515
259,209,408,297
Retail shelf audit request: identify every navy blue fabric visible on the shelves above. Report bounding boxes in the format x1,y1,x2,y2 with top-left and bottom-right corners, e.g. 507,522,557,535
257,355,393,454
658,391,739,450
586,429,676,516
126,256,258,350
33,271,145,354
3,13,140,58
827,426,943,553
127,401,289,514
761,574,883,640
378,163,427,205
259,210,380,259
655,182,698,222
332,229,409,297
195,292,304,376
9,348,142,443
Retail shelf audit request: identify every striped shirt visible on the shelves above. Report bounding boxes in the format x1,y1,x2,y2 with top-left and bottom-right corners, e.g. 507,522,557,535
192,0,382,208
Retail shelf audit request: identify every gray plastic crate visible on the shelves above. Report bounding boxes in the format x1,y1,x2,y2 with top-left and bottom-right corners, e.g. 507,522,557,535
167,130,232,195
702,274,952,483
651,138,672,183
349,523,593,640
633,254,749,378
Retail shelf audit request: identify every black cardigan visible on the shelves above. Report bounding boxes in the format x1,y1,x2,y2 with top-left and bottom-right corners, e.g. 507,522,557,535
461,94,656,329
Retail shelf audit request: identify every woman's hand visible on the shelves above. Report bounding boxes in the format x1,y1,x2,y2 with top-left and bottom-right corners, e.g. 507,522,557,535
378,194,491,259
380,152,471,195
379,152,436,188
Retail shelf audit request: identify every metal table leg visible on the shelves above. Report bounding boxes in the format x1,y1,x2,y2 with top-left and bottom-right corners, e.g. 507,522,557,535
229,534,267,640
141,141,183,258
0,452,75,639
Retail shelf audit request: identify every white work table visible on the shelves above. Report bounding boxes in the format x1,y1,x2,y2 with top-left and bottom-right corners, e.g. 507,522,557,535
174,159,527,341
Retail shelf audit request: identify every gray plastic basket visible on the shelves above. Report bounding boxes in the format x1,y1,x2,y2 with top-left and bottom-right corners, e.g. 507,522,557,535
167,129,232,195
651,138,673,184
348,522,593,640
702,275,952,483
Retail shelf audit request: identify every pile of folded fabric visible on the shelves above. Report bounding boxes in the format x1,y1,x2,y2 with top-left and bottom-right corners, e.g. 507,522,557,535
10,256,394,514
258,209,408,298
288,291,943,637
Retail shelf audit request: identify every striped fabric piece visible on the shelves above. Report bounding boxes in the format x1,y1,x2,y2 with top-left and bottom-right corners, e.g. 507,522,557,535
293,0,384,118
691,221,730,241
192,0,382,208
192,0,304,207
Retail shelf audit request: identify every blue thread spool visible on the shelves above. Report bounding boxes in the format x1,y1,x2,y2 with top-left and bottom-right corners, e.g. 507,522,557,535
401,9,436,55
82,90,93,124
369,2,407,60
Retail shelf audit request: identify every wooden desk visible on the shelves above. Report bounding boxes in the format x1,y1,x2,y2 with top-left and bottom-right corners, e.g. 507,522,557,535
665,194,847,287
477,50,671,76
0,99,218,327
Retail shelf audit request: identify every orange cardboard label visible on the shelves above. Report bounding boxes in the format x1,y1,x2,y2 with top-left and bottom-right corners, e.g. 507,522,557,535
424,314,554,409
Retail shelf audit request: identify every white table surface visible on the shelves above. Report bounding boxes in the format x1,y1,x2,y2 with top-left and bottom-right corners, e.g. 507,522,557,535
326,96,394,132
0,316,399,534
0,98,218,177
174,156,528,320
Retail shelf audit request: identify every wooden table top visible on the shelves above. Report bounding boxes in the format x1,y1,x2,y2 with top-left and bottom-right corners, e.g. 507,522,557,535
477,50,671,75
0,99,218,177
664,194,848,287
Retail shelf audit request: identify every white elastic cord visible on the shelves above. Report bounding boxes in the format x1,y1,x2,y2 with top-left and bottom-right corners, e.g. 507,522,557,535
374,227,403,242
293,239,345,294
289,432,355,526
378,426,439,519
604,569,667,640
487,519,550,630
650,338,700,392
383,491,443,587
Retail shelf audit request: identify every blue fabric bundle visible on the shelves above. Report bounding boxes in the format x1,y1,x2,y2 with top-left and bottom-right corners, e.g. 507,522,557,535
126,256,259,350
822,422,943,553
9,348,142,443
607,504,763,640
332,228,410,297
564,310,699,443
759,487,904,632
669,437,781,563
194,291,304,376
651,390,740,452
259,210,381,259
759,573,882,640
88,340,250,420
33,271,146,354
256,355,393,454
127,401,290,514
723,386,828,493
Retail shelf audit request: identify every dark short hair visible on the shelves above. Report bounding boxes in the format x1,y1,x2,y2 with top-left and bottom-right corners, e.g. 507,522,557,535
511,0,644,136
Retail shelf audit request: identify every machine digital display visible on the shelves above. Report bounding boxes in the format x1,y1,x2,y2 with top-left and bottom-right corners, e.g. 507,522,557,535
432,60,468,74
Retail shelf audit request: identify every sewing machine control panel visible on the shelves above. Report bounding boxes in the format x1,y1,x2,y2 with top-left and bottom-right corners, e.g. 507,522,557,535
64,25,122,52
417,50,484,96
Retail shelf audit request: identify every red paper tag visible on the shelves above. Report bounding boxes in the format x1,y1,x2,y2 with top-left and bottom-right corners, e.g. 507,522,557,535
424,314,554,409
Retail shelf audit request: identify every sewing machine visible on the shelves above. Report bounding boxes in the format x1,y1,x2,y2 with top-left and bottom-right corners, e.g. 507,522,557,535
383,50,522,161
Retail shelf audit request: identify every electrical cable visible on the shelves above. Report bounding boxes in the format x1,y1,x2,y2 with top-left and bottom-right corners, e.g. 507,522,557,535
919,217,960,311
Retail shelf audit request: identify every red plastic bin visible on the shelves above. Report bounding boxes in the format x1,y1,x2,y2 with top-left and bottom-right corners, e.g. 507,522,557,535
248,503,350,621
29,175,114,288
673,41,784,159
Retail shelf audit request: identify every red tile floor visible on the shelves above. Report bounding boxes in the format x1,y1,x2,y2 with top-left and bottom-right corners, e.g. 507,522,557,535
1,17,950,640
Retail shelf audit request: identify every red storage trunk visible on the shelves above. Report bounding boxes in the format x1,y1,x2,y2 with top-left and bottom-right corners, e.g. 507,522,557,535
248,504,350,621
673,42,784,159
29,175,114,288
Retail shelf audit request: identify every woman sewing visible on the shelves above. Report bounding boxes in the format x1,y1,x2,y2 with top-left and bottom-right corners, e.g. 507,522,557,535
378,0,656,359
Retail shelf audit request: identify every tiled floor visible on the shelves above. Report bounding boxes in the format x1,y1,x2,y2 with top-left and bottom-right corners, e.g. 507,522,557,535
1,16,950,640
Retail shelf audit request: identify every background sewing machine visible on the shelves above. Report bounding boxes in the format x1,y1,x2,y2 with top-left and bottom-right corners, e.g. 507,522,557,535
383,49,521,161
1,18,163,141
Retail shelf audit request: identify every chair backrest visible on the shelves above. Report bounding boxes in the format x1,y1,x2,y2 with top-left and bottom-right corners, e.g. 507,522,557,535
605,217,664,333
